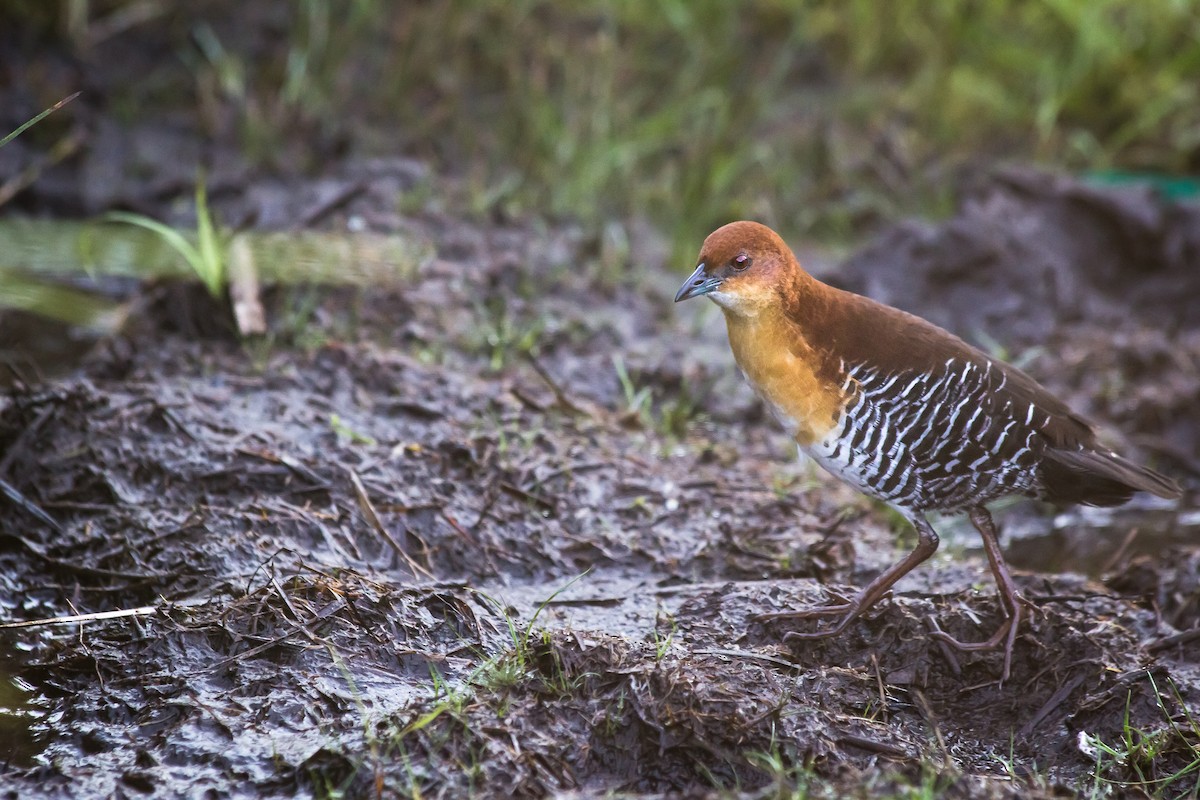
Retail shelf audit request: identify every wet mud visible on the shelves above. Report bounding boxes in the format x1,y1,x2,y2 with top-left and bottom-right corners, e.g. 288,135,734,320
2,158,1199,798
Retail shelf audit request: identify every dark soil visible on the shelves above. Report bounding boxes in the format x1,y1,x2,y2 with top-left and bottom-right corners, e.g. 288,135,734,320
3,12,1200,800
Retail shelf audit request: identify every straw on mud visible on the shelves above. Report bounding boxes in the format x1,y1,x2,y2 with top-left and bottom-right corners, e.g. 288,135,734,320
925,617,963,676
1148,627,1200,653
228,234,266,336
693,648,801,672
6,527,173,581
836,734,910,759
269,574,324,646
911,688,952,767
348,468,434,580
0,606,157,629
0,405,54,477
524,352,591,416
870,653,889,720
498,481,555,512
1100,527,1140,575
295,180,366,228
0,476,64,533
528,460,610,492
1019,672,1089,736
208,597,349,670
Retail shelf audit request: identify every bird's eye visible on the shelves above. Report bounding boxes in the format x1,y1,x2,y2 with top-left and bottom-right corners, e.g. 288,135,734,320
733,254,751,271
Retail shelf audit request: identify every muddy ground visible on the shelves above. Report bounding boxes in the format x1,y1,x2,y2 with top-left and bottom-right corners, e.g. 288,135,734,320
3,12,1200,797
1,155,1199,798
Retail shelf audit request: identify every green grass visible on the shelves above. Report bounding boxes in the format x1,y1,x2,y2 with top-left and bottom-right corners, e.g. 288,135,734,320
29,1,1200,257
105,178,227,298
0,91,79,149
1082,673,1200,799
613,354,709,438
295,0,1200,251
472,571,590,693
19,1,1200,255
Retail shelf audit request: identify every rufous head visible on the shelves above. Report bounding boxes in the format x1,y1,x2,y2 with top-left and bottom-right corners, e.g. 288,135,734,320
674,221,800,316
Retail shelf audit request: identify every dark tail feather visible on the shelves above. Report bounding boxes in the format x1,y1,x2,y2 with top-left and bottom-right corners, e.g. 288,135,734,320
1041,448,1182,507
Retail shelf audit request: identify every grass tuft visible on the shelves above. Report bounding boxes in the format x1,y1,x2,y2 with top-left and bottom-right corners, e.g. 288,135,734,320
1083,672,1200,799
105,178,228,298
25,2,1200,253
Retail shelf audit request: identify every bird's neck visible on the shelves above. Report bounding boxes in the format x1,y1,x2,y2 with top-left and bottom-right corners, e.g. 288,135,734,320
720,285,844,446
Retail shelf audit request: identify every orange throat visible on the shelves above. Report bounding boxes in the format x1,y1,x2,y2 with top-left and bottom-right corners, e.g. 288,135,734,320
721,307,844,446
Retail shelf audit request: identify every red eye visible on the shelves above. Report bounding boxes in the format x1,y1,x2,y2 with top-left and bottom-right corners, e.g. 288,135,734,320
733,254,750,270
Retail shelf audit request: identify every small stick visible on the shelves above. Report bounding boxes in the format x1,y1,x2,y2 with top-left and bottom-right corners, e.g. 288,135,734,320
1148,627,1200,653
349,469,434,580
1019,672,1087,736
870,653,889,719
227,234,266,336
925,617,962,676
0,477,64,533
524,353,588,415
911,688,951,766
295,181,366,228
529,460,610,491
0,605,156,629
693,647,801,671
1100,527,1140,575
837,734,909,759
498,481,555,512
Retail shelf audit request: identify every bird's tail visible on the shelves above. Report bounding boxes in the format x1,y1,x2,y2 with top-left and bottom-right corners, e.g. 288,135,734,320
1040,448,1182,506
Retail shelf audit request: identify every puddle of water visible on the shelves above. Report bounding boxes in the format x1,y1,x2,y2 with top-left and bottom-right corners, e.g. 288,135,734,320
0,637,44,769
1005,503,1198,577
941,498,1197,577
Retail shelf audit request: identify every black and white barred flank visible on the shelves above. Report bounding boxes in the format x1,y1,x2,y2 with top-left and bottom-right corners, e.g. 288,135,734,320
808,356,1175,513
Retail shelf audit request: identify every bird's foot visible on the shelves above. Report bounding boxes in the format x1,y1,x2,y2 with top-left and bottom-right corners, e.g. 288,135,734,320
929,617,1014,653
929,594,1026,682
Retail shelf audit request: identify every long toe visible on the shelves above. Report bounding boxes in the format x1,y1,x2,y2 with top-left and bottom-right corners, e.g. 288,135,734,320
754,602,855,622
783,627,842,643
930,617,1014,653
781,608,862,642
930,602,1023,682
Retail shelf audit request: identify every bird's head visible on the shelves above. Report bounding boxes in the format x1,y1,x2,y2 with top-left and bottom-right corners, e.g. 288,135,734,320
674,221,798,316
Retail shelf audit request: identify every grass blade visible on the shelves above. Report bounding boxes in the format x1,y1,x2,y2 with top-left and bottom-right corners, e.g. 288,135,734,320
0,92,80,149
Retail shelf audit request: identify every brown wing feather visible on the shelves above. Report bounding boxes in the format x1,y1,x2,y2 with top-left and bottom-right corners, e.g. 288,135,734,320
803,284,1181,505
1041,449,1181,505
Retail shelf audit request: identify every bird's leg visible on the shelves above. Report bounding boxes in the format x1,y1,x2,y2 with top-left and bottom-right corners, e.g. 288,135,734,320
763,516,940,642
930,506,1026,681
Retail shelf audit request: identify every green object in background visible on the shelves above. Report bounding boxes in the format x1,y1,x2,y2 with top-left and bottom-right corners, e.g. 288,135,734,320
0,218,435,327
0,219,432,286
0,268,127,331
1085,170,1200,201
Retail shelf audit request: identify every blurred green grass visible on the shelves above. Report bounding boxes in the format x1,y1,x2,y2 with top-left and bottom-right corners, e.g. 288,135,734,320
13,0,1200,254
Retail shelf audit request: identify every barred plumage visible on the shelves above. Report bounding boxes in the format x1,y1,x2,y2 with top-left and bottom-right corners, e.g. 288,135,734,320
811,357,1043,514
676,220,1182,681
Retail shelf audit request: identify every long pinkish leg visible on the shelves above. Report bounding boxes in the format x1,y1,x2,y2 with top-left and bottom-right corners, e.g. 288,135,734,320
756,515,940,641
930,506,1028,681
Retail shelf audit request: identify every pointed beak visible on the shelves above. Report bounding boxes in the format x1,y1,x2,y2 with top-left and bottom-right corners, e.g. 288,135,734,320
674,263,721,303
